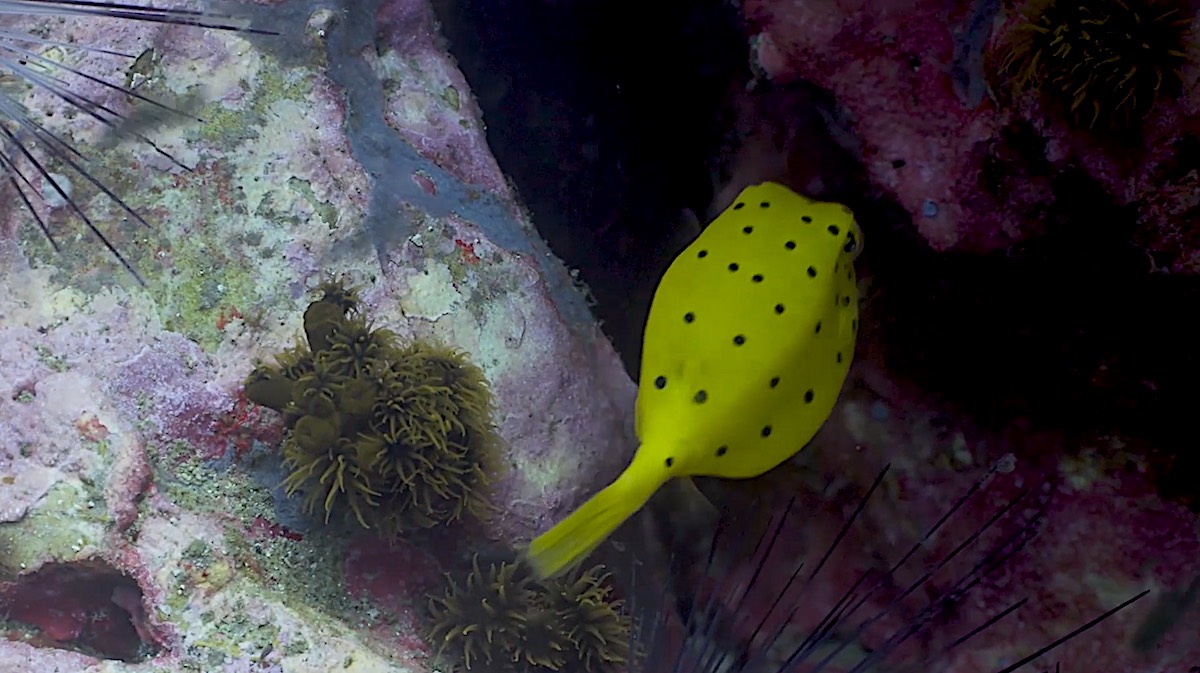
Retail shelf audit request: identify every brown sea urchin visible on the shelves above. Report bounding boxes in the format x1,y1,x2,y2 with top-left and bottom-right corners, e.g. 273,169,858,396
243,278,500,538
995,0,1193,131
428,556,631,673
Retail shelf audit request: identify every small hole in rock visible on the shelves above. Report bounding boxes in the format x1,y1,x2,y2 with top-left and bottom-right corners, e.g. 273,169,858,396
0,560,160,662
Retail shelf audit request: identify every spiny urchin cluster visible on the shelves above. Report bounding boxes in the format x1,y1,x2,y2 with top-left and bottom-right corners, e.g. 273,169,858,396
626,463,1155,673
0,1,270,283
244,278,500,538
994,0,1194,131
428,555,632,673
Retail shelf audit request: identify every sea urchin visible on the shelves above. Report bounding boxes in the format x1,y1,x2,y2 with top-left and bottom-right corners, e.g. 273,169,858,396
995,0,1193,131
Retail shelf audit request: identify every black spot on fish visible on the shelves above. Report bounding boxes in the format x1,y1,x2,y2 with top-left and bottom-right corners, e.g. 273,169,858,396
684,312,695,323
761,425,772,438
807,266,817,278
694,390,708,404
785,241,796,250
815,321,822,333
852,319,858,331
774,304,785,314
665,457,675,467
835,262,840,272
760,201,770,208
654,376,667,389
715,446,728,457
837,352,843,364
841,296,851,307
698,250,708,258
729,263,740,272
734,202,745,210
844,232,858,253
770,376,780,388
801,215,812,223
828,225,840,236
752,274,764,283
743,226,753,234
733,334,746,346
804,390,815,403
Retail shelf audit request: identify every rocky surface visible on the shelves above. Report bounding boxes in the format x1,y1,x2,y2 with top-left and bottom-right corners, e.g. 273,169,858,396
746,0,1200,274
0,0,635,669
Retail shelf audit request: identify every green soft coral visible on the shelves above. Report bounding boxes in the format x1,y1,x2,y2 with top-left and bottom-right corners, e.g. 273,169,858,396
992,0,1193,132
427,555,631,673
244,278,500,538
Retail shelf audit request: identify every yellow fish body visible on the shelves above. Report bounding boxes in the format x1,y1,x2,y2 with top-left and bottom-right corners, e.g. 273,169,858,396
527,181,863,579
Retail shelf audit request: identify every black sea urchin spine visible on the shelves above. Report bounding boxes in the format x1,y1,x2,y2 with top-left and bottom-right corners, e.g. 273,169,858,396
627,461,1150,673
0,1,275,283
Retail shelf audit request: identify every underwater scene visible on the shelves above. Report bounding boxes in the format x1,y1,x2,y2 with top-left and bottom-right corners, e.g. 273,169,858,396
0,0,1199,671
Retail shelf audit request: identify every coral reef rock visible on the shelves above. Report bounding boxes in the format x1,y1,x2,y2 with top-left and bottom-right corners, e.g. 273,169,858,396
747,0,1200,274
0,0,635,670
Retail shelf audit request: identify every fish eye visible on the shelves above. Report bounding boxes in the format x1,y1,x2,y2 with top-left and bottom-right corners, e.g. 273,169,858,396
843,231,859,254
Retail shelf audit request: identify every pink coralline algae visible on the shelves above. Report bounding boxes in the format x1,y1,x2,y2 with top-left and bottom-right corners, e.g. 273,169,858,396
746,0,1200,270
342,535,442,654
748,0,1015,252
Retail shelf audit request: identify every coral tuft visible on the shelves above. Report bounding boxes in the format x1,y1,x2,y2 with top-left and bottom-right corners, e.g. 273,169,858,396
244,278,499,537
428,556,533,670
538,565,631,673
427,555,630,673
994,0,1193,131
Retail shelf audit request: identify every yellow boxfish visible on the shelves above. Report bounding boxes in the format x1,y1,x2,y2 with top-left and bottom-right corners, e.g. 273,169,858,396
526,181,863,579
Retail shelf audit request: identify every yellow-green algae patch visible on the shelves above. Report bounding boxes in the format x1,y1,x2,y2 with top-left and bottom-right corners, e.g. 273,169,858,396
0,479,110,574
19,41,336,353
143,439,368,624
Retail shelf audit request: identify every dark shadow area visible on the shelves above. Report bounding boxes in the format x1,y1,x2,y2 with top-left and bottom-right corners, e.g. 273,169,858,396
854,167,1200,509
431,0,751,375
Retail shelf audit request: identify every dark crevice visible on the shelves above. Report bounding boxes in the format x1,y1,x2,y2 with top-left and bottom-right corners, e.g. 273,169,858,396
862,166,1200,508
431,0,750,375
0,559,159,662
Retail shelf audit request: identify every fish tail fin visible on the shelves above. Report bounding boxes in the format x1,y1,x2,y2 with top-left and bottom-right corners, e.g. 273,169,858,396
527,467,664,580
